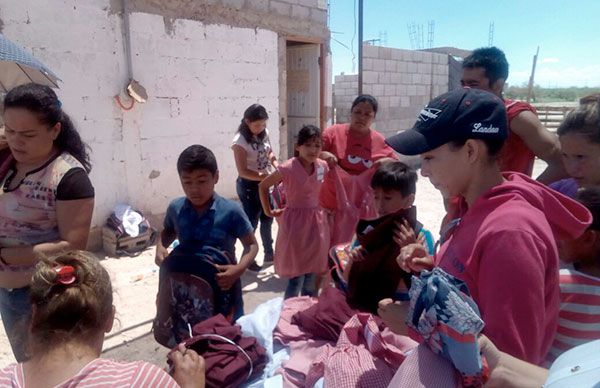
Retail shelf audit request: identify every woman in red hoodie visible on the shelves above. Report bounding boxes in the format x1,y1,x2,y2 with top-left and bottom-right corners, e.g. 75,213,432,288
383,88,592,366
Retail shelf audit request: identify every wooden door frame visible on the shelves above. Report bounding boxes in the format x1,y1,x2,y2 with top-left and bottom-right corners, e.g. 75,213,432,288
280,35,325,158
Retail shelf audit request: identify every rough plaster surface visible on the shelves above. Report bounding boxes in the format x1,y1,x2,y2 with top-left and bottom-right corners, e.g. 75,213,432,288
1,1,281,242
119,0,330,49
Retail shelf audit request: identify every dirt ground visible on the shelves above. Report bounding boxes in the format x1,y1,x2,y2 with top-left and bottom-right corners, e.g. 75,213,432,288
0,161,547,369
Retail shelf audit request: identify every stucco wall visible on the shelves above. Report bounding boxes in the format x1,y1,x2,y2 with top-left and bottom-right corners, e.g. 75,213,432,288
333,45,450,138
0,1,281,244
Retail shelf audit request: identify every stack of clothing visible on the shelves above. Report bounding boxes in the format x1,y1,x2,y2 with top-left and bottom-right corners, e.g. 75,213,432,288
273,287,417,387
174,314,268,388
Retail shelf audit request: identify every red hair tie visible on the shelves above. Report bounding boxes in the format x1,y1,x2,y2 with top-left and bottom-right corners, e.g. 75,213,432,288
54,265,76,285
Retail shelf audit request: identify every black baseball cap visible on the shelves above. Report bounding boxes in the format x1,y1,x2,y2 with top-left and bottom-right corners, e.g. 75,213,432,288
385,88,508,155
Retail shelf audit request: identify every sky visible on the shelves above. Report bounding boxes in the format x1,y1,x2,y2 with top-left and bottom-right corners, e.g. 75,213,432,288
329,0,600,88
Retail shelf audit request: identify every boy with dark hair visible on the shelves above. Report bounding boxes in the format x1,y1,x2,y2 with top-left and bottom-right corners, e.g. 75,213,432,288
461,46,565,184
155,145,258,319
371,160,417,197
340,161,435,293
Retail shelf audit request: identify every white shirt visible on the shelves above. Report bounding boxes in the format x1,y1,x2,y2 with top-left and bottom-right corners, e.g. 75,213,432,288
232,130,274,174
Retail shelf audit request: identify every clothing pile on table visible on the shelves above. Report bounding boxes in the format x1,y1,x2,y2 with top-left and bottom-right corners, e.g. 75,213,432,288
230,268,488,388
172,265,487,387
170,314,268,388
243,287,418,388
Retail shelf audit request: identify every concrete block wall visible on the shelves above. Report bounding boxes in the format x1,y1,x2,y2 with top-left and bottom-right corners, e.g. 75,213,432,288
129,0,329,43
333,45,450,138
332,74,358,125
0,0,280,243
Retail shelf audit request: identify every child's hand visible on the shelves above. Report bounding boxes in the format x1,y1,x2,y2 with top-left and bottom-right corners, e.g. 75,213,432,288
214,263,244,290
348,246,366,263
320,151,338,168
155,246,169,266
397,243,434,273
377,298,409,335
270,208,284,217
394,220,427,249
394,220,416,246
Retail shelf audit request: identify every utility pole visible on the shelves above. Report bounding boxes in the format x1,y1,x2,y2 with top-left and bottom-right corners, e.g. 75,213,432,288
358,0,363,95
526,46,539,103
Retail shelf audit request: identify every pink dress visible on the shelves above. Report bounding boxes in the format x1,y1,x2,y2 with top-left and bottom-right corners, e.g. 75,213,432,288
329,166,378,245
274,158,330,278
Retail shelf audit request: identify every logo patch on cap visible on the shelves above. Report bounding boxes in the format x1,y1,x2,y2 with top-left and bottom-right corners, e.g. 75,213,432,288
472,123,499,133
418,107,442,122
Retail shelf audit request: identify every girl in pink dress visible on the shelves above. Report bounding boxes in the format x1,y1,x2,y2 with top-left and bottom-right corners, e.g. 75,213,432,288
259,125,330,298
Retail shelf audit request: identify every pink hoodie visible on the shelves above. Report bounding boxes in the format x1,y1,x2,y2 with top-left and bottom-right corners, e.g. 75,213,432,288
435,172,592,365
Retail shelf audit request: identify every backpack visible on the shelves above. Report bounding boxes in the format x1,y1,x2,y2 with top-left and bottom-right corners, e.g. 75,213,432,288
153,247,239,348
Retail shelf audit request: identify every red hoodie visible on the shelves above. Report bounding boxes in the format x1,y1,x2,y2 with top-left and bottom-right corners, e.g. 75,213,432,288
435,172,591,365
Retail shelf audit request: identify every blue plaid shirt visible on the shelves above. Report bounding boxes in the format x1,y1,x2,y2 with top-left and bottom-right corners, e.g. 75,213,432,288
164,194,253,256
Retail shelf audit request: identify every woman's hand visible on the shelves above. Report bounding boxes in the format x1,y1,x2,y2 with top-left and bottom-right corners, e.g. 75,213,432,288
478,335,549,388
169,343,206,388
378,298,409,335
397,243,434,273
320,151,338,168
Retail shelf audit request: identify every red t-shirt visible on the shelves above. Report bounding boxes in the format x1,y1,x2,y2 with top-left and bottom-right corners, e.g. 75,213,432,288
319,124,397,210
498,99,538,176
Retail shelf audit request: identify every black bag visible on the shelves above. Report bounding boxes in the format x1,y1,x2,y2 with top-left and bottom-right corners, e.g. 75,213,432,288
153,247,240,348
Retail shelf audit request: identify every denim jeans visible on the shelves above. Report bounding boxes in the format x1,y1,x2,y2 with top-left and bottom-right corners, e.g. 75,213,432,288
0,286,31,362
285,273,317,299
236,177,274,257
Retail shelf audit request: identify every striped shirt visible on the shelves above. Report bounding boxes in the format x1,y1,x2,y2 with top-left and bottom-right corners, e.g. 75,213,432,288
0,358,179,387
547,268,600,363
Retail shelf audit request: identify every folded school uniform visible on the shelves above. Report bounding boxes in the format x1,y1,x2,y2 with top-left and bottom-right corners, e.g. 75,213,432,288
175,314,268,388
305,313,417,388
273,296,331,387
292,287,358,342
406,267,487,387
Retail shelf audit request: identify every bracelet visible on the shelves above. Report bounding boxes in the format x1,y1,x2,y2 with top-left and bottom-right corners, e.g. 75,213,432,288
0,249,8,266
